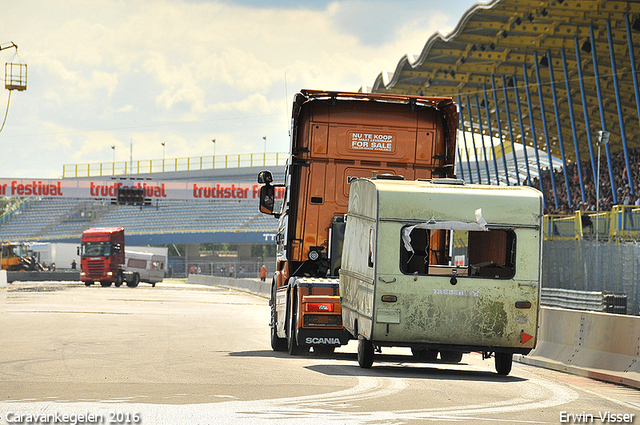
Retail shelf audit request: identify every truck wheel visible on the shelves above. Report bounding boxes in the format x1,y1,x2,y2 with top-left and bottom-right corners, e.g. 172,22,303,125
271,323,287,351
84,282,93,287
287,298,307,356
314,346,335,357
495,352,512,375
100,281,112,287
270,287,287,351
357,339,374,368
127,273,140,288
440,351,463,363
114,272,123,287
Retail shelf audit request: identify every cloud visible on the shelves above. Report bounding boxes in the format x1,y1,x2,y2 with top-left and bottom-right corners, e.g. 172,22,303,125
0,0,477,178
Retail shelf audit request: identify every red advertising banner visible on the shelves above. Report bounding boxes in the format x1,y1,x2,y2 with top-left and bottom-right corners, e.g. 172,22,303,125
0,179,286,201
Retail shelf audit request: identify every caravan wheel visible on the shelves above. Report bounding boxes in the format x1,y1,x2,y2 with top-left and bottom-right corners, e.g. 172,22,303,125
357,339,374,368
495,352,513,375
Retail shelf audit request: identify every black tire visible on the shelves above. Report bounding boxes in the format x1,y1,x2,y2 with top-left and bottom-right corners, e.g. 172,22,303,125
411,348,438,362
127,273,140,288
270,286,287,352
495,352,513,375
100,281,112,287
357,339,374,368
114,271,123,287
152,282,156,287
314,346,335,357
84,281,93,287
440,351,463,363
287,295,307,356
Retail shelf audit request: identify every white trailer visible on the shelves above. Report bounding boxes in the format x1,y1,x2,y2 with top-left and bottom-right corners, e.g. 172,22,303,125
123,250,166,287
339,177,544,375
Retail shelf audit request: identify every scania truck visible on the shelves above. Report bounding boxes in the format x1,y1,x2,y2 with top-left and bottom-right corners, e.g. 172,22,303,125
257,89,458,355
79,227,163,287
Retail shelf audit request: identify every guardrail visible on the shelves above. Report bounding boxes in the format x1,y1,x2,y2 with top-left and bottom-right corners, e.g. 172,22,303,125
62,152,288,178
543,205,640,243
541,288,627,315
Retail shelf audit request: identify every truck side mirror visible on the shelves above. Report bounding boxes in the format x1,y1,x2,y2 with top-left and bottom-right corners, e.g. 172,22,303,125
76,246,80,256
259,184,275,214
257,170,273,184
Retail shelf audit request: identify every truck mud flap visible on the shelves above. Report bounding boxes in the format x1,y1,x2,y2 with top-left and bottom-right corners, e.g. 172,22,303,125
297,328,351,347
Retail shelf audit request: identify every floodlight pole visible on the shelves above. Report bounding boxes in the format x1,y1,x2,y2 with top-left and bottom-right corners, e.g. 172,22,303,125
595,130,610,242
212,139,216,168
263,136,267,165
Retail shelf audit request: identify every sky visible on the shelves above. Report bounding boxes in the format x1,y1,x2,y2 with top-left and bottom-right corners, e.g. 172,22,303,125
1,0,481,179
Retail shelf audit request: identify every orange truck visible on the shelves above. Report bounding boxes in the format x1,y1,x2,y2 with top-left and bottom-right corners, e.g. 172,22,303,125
258,89,458,355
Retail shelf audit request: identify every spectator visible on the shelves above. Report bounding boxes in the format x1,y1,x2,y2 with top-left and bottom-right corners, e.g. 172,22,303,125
526,145,640,214
260,265,268,282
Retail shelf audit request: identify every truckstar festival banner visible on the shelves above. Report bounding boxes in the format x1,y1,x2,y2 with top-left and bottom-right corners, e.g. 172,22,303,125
0,178,286,201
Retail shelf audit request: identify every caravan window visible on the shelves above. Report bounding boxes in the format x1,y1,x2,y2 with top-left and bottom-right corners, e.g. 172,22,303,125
128,258,147,269
400,226,516,279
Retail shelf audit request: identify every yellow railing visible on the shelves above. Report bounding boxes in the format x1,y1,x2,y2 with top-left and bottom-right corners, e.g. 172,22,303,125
543,206,640,243
62,152,288,178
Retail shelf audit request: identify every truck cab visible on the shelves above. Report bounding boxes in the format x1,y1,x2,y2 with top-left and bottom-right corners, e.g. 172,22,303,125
79,227,126,287
258,90,458,355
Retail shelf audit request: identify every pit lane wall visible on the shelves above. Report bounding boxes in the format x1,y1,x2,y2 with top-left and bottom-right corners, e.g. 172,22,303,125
6,270,81,282
186,274,270,298
517,307,640,388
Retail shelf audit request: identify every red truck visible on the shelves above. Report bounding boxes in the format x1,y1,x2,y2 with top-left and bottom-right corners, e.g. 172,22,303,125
79,227,139,287
258,90,458,355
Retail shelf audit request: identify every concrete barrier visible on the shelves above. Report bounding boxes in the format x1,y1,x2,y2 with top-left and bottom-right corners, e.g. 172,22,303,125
6,270,81,282
186,274,270,298
517,307,640,388
0,270,7,287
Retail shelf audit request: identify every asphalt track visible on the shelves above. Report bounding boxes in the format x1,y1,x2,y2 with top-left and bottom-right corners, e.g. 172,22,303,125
1,280,638,425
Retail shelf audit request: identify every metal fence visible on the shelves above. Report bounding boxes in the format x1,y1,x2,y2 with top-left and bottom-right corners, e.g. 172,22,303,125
167,258,276,280
62,152,288,178
542,240,640,315
544,206,640,243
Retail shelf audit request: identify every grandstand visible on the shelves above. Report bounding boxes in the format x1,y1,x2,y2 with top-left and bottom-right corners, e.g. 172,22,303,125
0,161,285,278
3,0,640,311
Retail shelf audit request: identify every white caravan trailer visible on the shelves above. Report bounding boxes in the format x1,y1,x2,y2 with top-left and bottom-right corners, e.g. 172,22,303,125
123,250,166,287
339,177,543,375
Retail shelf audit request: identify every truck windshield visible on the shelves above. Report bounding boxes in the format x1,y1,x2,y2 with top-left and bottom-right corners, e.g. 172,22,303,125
81,242,112,257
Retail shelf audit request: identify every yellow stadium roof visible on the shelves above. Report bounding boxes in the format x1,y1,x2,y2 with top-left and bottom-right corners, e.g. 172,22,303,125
369,0,640,196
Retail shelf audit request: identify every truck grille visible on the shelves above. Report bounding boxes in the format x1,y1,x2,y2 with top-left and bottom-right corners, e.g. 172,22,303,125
86,260,105,277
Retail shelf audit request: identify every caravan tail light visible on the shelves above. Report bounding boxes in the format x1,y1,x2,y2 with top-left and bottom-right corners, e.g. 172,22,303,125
305,302,334,312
